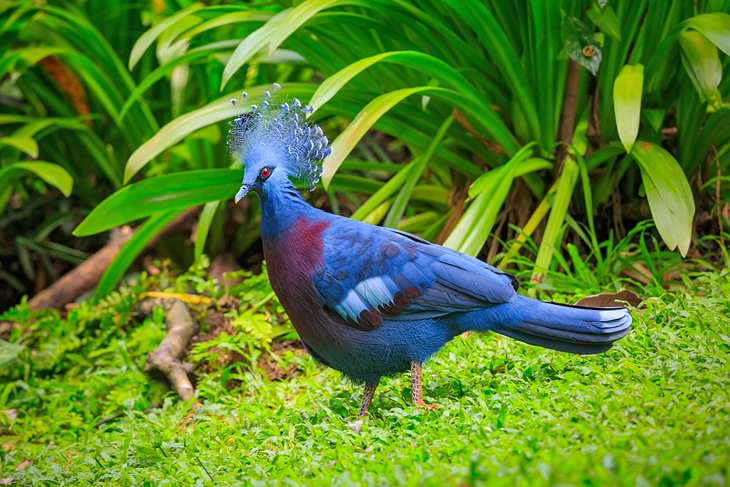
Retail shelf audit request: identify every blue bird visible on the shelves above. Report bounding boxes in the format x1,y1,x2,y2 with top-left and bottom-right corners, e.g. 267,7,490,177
230,89,631,416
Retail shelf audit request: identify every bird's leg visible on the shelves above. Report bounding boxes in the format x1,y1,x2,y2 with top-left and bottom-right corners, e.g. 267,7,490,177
358,381,379,417
411,362,438,409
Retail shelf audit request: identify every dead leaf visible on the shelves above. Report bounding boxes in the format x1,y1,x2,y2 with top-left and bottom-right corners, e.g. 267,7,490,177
576,290,642,308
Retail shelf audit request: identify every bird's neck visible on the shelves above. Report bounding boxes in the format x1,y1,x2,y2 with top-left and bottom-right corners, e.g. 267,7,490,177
259,181,322,242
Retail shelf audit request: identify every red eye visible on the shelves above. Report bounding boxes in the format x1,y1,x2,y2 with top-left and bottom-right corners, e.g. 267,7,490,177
259,167,271,179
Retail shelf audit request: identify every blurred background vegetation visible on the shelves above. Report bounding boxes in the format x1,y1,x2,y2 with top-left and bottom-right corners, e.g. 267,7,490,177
1,0,729,311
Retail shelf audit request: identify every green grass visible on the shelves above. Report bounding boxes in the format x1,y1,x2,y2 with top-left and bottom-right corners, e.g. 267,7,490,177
1,268,729,485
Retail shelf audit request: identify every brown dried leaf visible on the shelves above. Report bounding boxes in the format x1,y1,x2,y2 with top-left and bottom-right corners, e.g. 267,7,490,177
576,290,642,308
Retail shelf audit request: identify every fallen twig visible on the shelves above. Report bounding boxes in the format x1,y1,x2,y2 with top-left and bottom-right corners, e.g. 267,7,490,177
140,298,198,401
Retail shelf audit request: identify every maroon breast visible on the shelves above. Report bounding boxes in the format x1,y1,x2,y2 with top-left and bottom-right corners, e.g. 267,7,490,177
263,218,332,345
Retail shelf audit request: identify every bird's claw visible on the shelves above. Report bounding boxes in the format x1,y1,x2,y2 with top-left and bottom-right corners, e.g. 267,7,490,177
414,400,439,410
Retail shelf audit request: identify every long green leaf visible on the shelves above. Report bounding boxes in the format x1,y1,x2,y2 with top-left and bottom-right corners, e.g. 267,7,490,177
533,157,579,277
310,50,478,112
220,9,289,89
194,201,221,263
128,3,205,69
123,83,315,182
74,169,239,236
384,115,453,227
613,64,644,153
444,147,547,256
268,0,349,55
631,142,695,256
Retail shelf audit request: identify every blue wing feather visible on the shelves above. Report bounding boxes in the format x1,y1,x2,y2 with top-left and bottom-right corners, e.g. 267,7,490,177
312,219,518,330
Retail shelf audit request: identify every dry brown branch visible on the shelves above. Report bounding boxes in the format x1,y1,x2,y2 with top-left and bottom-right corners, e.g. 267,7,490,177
555,60,581,174
140,298,198,401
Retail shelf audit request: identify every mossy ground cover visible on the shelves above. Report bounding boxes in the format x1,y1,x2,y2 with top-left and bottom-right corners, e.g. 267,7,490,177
1,268,729,486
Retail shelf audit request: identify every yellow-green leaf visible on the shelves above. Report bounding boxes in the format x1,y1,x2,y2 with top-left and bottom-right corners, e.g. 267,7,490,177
679,30,722,109
322,87,432,187
631,142,695,256
686,13,730,56
124,83,315,182
0,161,73,196
613,64,644,153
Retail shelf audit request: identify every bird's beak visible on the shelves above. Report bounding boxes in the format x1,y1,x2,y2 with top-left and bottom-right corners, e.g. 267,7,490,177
234,184,250,204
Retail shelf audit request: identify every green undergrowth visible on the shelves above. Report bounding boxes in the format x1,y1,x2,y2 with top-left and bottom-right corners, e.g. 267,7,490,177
1,264,729,486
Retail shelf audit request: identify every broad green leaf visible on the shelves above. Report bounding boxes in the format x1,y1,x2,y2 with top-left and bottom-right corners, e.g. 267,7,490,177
120,40,240,120
74,169,239,236
124,83,315,182
0,161,73,196
444,0,541,141
349,161,418,221
533,157,579,277
179,11,273,41
309,51,475,112
128,3,205,69
686,13,730,56
94,209,183,298
533,156,579,278
631,142,695,256
613,64,644,153
679,30,722,109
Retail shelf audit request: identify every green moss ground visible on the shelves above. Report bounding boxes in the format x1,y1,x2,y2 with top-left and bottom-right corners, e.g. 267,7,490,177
1,270,729,485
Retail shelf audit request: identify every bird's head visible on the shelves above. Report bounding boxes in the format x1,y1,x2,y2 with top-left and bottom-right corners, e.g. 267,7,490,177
228,87,331,203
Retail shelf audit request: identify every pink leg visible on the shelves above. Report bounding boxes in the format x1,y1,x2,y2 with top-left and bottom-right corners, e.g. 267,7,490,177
411,362,438,409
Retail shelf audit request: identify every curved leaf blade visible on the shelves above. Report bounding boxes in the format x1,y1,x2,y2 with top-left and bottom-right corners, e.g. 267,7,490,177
123,83,315,182
0,161,73,196
309,50,476,113
74,169,239,236
631,142,695,256
129,3,205,69
268,0,347,55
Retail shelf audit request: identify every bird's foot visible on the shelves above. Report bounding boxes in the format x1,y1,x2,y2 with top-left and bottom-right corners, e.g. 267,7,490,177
413,399,439,410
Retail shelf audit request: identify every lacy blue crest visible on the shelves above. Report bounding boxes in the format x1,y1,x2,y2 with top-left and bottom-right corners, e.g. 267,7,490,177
227,86,331,191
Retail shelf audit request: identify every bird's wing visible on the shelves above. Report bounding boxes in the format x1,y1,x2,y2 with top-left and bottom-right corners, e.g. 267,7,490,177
312,221,519,330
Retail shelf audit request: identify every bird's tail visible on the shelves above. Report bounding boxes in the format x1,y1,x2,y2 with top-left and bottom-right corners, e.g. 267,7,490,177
488,295,632,355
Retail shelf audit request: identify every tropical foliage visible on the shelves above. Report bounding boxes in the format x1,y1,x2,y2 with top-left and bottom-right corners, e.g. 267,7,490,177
1,1,729,303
